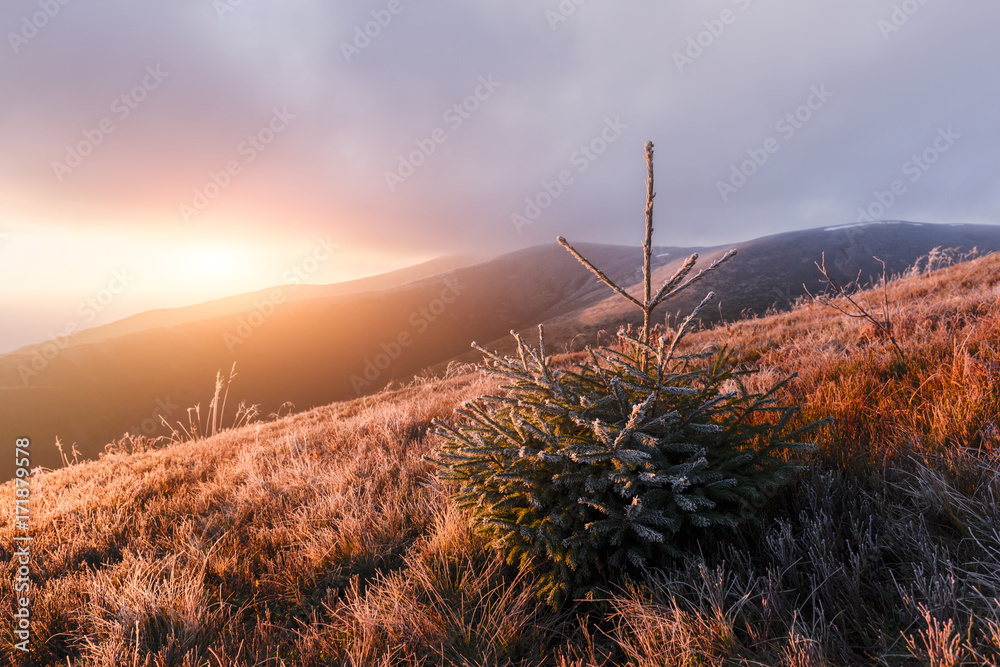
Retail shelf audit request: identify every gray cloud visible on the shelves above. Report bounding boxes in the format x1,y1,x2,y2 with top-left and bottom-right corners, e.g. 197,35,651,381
2,0,998,255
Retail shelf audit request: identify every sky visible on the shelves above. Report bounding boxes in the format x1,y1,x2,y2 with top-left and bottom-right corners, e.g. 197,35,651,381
1,1,999,352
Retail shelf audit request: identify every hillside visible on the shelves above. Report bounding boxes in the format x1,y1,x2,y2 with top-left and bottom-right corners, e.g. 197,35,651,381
2,250,998,665
2,221,1000,481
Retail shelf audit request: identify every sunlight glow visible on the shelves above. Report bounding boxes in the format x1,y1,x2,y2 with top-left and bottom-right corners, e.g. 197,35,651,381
183,246,241,281
0,219,433,352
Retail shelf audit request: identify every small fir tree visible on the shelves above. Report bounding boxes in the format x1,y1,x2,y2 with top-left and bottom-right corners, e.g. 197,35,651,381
431,142,829,608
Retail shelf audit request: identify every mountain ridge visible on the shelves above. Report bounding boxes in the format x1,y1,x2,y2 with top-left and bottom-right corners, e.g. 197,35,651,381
1,220,998,481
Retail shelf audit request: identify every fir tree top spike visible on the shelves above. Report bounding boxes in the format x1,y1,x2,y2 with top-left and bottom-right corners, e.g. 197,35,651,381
557,140,738,367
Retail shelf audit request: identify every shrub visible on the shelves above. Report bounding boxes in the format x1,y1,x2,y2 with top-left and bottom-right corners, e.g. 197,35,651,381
431,142,828,607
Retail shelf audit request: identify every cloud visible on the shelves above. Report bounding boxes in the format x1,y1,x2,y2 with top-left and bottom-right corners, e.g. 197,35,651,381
1,0,998,258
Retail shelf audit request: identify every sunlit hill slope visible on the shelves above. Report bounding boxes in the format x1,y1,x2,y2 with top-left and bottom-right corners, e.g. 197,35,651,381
1,246,999,664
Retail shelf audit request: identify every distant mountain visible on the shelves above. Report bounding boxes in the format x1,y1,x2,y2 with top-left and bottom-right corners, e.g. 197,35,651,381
1,221,997,481
500,221,1000,357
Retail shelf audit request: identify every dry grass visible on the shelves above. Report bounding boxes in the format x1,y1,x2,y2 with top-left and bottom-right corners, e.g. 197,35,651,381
700,250,1000,468
2,252,1000,665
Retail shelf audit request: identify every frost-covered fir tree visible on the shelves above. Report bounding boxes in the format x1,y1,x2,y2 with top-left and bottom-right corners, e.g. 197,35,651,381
431,142,829,608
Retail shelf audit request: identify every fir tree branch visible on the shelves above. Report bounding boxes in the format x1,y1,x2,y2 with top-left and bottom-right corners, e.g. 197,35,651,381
652,249,738,308
557,236,644,309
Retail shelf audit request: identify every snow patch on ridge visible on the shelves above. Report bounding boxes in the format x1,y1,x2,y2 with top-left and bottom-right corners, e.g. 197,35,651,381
824,220,918,232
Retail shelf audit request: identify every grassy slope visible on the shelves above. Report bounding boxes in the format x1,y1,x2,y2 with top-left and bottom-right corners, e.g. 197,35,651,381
2,253,1000,666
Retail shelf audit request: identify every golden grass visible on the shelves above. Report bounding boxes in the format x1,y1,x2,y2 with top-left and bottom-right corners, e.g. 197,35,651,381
1,252,999,665
698,251,1000,468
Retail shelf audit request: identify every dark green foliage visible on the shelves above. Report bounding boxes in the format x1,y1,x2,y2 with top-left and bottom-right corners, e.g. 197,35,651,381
431,322,828,608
